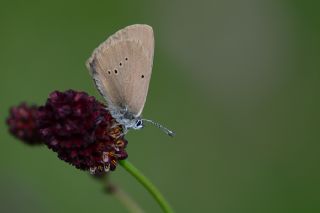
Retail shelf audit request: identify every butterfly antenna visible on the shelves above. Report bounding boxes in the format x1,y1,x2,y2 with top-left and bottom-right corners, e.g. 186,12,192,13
142,119,175,137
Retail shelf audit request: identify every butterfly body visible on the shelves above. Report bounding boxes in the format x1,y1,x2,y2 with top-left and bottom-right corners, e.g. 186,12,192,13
108,104,143,131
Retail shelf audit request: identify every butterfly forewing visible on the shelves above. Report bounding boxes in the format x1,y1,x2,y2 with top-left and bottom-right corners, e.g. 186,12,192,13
86,24,154,117
116,25,154,59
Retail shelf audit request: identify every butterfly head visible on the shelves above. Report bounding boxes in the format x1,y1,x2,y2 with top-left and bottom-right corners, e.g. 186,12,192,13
132,118,143,130
119,117,144,132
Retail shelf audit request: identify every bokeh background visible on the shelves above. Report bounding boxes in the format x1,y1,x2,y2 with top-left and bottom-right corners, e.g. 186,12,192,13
1,0,319,212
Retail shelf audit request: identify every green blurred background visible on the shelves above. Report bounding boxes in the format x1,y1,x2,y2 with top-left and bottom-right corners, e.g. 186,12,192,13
1,0,319,212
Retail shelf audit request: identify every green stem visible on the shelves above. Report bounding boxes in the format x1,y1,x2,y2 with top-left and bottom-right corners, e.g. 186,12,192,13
119,160,175,213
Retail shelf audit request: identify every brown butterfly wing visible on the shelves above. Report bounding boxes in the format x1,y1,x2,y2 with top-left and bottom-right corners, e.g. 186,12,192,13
86,25,154,117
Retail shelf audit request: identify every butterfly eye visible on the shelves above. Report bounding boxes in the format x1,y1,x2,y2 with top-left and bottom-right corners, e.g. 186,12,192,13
135,120,142,127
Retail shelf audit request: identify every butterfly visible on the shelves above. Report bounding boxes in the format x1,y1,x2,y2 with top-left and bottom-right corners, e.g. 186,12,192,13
86,24,175,136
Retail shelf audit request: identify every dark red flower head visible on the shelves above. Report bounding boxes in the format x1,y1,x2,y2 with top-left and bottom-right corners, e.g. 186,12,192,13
7,90,128,174
6,103,42,145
